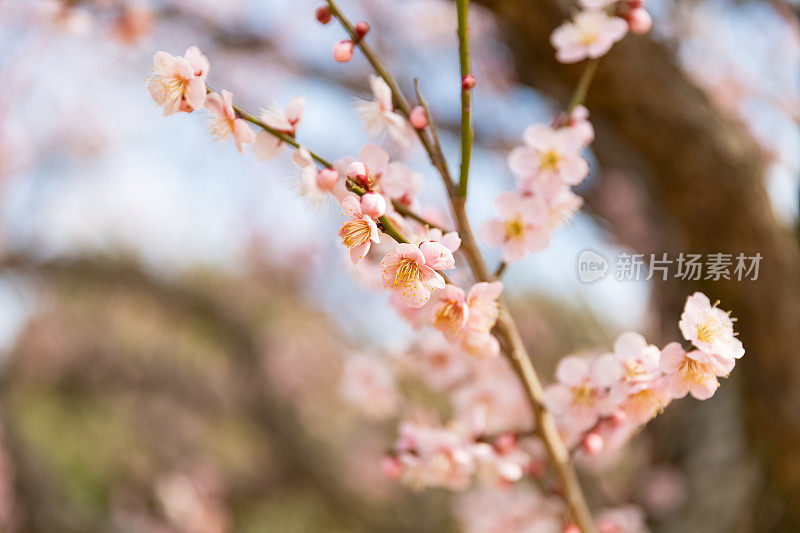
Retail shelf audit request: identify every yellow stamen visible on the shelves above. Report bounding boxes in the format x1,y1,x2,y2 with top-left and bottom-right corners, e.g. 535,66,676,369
504,217,525,239
393,258,420,287
539,149,561,170
340,219,372,248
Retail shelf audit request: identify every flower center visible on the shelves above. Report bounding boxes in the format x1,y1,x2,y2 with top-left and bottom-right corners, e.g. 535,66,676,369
696,313,727,344
681,358,707,384
393,258,420,287
539,150,561,170
504,217,525,239
624,361,646,382
435,300,464,331
159,77,186,102
572,382,596,406
579,30,598,46
340,219,372,248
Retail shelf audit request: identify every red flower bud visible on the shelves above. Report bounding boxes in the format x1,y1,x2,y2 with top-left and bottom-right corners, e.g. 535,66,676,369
315,6,332,24
461,74,476,90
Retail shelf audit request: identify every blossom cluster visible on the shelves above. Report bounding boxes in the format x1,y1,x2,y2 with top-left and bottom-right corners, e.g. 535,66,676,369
545,292,744,454
551,0,653,64
479,106,591,263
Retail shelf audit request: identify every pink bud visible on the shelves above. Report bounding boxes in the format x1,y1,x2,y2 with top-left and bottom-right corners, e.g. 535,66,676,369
562,526,580,533
626,0,644,9
315,6,332,24
360,192,386,218
582,432,604,455
316,168,339,191
494,433,517,454
409,106,428,129
627,8,652,34
332,40,354,62
380,456,403,479
345,161,367,181
610,410,627,427
355,20,370,39
461,74,476,90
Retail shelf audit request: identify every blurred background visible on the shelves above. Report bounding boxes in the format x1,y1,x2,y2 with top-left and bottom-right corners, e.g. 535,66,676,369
0,0,798,531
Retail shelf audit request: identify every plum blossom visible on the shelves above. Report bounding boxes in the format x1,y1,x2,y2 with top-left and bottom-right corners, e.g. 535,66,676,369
595,332,661,396
148,46,209,116
550,10,628,64
356,75,413,146
402,332,473,391
432,285,470,342
204,91,255,154
618,378,671,425
679,292,744,360
545,186,584,229
452,362,532,434
338,194,381,264
508,125,589,196
339,354,398,419
479,192,550,262
659,342,733,401
544,355,620,431
459,282,503,359
392,420,478,490
596,505,650,533
381,242,453,308
567,104,595,147
253,97,305,161
344,144,422,206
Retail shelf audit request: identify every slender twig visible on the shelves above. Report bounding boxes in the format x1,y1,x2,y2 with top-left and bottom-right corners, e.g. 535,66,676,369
494,262,507,278
325,0,457,196
568,58,600,112
456,0,474,197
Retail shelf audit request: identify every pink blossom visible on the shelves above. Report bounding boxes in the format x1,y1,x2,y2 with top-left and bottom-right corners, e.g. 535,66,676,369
393,420,477,490
508,125,589,196
594,332,661,395
339,354,398,419
316,168,341,191
568,104,595,147
618,377,671,424
403,331,473,391
472,442,531,486
356,75,413,146
338,194,381,264
679,292,744,360
452,362,532,434
550,10,628,64
544,355,620,431
381,243,451,308
204,91,255,154
332,39,355,62
596,505,649,533
253,97,305,161
433,285,470,341
659,342,733,401
478,192,550,263
148,46,209,116
545,186,584,229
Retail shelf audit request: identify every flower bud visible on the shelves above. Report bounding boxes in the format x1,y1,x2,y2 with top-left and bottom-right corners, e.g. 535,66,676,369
627,8,652,34
582,432,604,455
316,168,339,191
315,6,332,24
360,192,386,218
355,20,371,39
494,432,517,454
611,410,627,427
332,40,354,62
409,106,428,129
562,525,580,533
380,456,404,479
345,161,368,181
461,74,476,90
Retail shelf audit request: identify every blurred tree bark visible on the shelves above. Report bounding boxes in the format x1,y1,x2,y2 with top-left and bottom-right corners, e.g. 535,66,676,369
473,0,800,531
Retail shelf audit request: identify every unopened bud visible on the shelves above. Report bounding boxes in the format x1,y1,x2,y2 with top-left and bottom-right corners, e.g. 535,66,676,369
345,161,368,181
355,20,371,40
409,106,428,129
316,168,339,191
332,40,354,62
360,192,386,218
582,432,604,455
380,456,403,479
461,74,476,90
315,6,332,24
627,8,652,34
